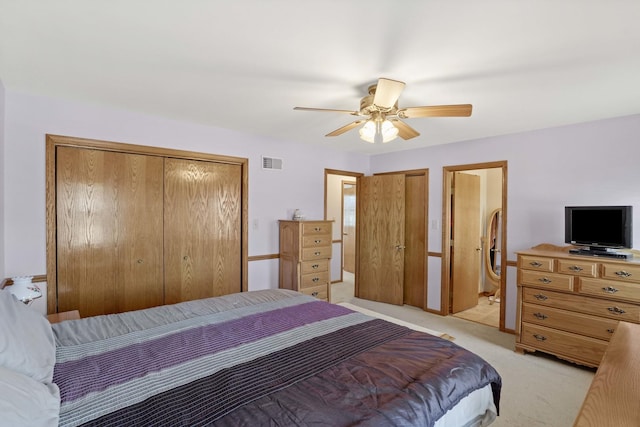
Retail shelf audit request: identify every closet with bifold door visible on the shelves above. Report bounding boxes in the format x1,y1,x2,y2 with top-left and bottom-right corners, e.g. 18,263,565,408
46,135,248,318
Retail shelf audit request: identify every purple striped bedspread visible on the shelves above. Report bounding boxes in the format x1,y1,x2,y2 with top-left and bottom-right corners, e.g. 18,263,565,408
52,289,501,426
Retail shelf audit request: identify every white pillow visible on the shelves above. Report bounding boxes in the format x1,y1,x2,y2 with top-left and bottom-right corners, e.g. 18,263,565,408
0,366,60,427
0,289,56,383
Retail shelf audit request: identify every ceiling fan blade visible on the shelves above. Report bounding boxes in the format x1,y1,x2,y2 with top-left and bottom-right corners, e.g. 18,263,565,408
399,104,472,118
372,78,406,109
326,120,366,137
294,106,358,115
389,119,420,140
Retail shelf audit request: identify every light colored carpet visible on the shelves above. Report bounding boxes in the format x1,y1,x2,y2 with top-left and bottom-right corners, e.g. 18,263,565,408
337,302,454,340
331,280,595,427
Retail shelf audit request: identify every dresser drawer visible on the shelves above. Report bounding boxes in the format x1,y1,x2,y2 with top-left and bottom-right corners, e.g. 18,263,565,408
521,323,608,366
580,278,640,303
301,270,329,288
520,255,554,272
522,303,618,341
522,287,640,323
601,263,640,284
302,222,332,235
557,259,597,277
300,259,329,274
301,246,332,261
300,284,328,300
302,234,331,248
520,270,574,291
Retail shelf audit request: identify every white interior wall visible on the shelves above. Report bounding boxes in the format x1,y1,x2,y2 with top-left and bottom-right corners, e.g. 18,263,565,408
371,114,640,330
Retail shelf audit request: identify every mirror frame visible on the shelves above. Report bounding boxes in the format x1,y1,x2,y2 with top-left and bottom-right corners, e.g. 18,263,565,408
485,208,502,284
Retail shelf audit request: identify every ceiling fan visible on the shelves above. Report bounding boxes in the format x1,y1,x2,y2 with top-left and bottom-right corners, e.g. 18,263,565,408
294,78,472,143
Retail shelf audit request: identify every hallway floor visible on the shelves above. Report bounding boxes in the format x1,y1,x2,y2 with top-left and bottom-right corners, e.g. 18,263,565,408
452,296,500,327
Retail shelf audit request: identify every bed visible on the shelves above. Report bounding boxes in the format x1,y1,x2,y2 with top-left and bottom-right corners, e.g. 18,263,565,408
0,288,501,426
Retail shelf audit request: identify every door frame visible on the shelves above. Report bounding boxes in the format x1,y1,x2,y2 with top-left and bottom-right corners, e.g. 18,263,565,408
324,169,364,284
441,161,508,331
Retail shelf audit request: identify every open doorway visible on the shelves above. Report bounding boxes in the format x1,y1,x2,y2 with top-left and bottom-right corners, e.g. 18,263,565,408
342,181,356,275
441,161,507,331
325,169,363,303
325,168,428,308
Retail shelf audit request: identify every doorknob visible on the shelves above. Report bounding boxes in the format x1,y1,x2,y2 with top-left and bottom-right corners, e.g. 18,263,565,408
475,247,482,252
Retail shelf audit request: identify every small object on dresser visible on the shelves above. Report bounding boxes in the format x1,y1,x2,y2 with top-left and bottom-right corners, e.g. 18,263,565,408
292,209,304,220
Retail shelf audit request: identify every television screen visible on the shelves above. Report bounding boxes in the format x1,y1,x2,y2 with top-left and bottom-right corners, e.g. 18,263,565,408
565,206,633,249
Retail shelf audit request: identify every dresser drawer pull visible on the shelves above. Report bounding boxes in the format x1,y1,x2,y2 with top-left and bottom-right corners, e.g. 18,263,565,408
607,328,615,334
607,306,626,315
529,261,543,268
538,277,552,284
314,239,322,244
314,227,322,232
314,251,321,256
533,334,547,342
312,277,320,282
311,291,319,297
533,312,548,320
312,264,319,269
602,286,619,294
533,294,548,301
568,265,583,272
615,270,632,278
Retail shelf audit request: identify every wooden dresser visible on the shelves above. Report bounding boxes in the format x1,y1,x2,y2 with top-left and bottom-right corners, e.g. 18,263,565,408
516,248,640,367
279,220,332,301
573,321,640,426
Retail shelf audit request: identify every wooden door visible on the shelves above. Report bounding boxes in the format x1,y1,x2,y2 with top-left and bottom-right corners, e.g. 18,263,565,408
356,174,405,305
164,158,242,304
342,182,356,273
451,172,482,313
403,173,427,308
56,146,164,317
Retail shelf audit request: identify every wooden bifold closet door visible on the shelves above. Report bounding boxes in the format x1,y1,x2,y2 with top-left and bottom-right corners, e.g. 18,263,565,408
56,147,165,316
164,158,242,304
49,136,247,317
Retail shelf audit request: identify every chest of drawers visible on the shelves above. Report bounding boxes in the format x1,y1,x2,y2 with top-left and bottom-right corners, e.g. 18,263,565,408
516,248,640,367
279,220,332,301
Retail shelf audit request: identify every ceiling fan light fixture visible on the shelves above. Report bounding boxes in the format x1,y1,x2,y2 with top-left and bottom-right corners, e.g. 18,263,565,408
294,77,470,142
359,119,399,143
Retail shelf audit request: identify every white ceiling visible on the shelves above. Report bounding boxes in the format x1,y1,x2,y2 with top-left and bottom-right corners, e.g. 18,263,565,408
1,1,639,155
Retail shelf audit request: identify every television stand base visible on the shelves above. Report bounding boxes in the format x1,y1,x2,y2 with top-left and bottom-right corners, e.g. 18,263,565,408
568,248,632,259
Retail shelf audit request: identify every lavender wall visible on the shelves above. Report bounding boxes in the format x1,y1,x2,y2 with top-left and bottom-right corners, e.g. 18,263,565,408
2,89,369,295
3,85,639,329
371,114,640,329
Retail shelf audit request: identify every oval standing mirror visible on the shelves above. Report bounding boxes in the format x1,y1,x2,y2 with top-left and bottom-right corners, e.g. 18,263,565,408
485,208,502,303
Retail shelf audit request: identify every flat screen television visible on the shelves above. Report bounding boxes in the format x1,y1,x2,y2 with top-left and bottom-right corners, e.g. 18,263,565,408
564,205,633,251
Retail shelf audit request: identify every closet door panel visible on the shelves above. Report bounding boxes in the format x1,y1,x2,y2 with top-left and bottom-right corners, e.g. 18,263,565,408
164,158,242,304
56,147,164,317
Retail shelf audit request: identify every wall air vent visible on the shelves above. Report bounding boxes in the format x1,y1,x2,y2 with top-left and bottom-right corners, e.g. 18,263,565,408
262,156,283,170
